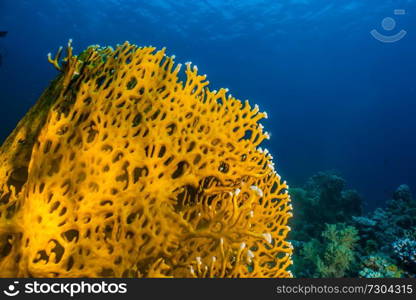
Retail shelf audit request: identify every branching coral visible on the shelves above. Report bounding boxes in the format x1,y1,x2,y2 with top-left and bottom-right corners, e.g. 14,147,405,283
0,41,292,278
392,238,416,267
315,223,359,278
294,223,359,277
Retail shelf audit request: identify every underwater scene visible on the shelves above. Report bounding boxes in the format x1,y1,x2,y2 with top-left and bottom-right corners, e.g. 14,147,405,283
0,0,415,278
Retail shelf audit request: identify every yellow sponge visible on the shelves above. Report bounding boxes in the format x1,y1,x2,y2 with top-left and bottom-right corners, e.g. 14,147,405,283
0,41,293,277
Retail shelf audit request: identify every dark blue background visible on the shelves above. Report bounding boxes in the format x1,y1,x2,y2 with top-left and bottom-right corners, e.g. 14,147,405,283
0,0,415,210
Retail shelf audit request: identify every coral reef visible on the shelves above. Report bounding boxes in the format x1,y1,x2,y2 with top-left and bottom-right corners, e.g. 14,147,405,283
289,171,362,277
352,184,416,277
392,238,416,269
291,171,415,278
0,41,292,278
315,223,359,277
366,185,416,250
290,171,362,243
293,223,359,277
358,255,404,278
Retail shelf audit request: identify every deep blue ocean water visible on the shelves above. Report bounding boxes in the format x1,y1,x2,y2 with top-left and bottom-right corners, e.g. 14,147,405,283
0,0,415,210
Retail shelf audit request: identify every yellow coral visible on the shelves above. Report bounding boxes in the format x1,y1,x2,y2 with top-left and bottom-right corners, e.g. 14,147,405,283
0,41,293,278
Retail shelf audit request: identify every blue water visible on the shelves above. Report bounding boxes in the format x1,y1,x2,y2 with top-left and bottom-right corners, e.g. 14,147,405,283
0,0,415,210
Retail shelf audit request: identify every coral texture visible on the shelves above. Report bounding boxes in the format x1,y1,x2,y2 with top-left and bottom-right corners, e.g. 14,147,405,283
393,238,416,267
359,255,404,278
294,222,359,278
0,41,292,278
315,223,359,277
289,171,363,277
353,184,416,271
